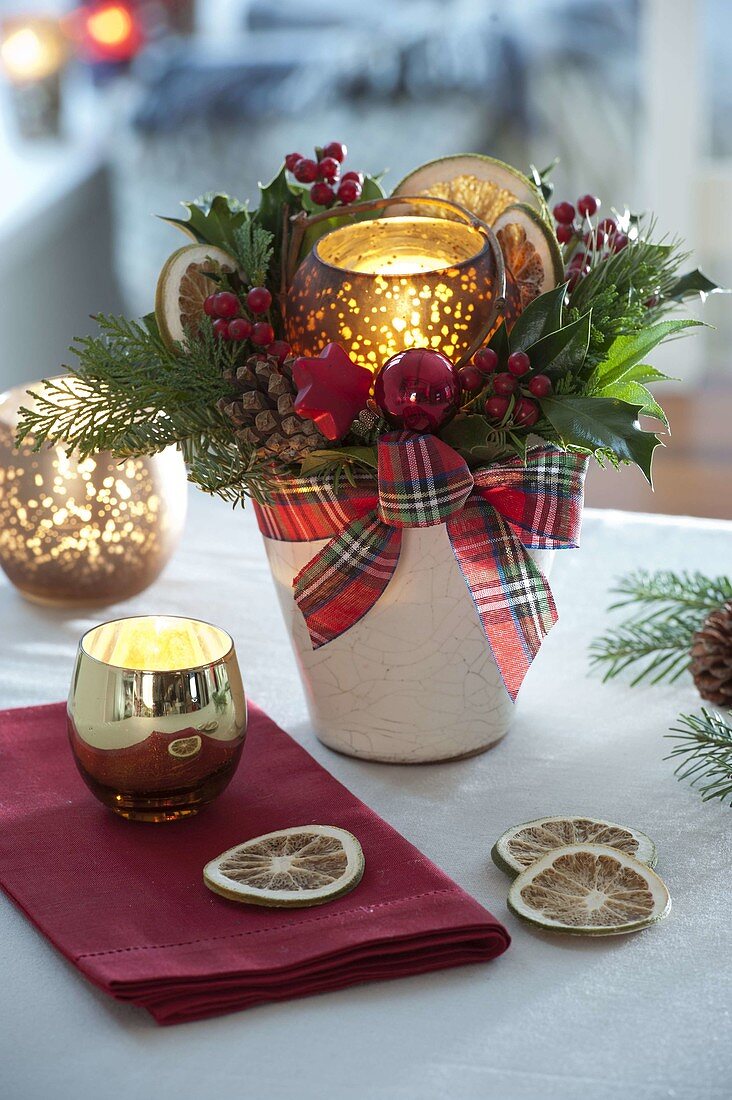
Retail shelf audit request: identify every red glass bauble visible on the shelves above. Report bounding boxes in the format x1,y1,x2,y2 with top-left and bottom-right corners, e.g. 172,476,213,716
373,349,460,433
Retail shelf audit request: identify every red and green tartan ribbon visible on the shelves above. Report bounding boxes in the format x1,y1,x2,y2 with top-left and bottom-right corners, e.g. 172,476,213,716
253,434,587,700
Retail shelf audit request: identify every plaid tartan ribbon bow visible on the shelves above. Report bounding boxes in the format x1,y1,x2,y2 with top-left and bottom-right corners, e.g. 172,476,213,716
255,433,587,700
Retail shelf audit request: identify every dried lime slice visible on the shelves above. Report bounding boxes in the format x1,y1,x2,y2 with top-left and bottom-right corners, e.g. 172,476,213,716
168,735,202,758
203,825,365,908
154,243,239,350
492,816,657,878
508,843,671,936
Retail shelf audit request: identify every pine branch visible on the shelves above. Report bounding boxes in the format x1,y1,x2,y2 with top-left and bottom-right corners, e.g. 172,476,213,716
666,709,732,805
589,569,731,685
233,222,274,287
589,615,697,685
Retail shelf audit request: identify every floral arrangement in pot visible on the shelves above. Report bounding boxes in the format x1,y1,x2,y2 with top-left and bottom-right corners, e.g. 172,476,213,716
19,143,721,763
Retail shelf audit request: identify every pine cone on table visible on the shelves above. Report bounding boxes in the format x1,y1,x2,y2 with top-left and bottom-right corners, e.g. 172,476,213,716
690,601,732,707
218,353,327,465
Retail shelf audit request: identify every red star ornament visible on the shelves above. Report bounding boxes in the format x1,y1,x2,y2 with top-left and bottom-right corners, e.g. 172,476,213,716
292,343,373,441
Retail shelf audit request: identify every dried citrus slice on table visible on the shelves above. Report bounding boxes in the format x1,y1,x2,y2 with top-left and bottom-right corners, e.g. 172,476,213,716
492,815,657,877
393,153,548,224
155,243,239,350
203,825,365,908
508,844,671,936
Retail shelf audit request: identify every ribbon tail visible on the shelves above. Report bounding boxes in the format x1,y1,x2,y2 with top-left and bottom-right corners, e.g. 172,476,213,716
447,500,558,700
293,513,402,649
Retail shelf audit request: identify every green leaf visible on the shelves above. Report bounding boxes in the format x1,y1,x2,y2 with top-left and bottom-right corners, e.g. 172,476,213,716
439,414,511,465
596,379,668,426
539,395,662,483
667,269,727,303
508,283,567,352
142,312,160,339
299,446,378,477
160,193,249,253
587,320,702,391
526,310,591,378
487,319,509,363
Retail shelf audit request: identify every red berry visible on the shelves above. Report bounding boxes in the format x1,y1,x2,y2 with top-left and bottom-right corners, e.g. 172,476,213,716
527,374,552,398
311,182,336,207
293,157,318,183
555,223,575,244
213,291,240,319
507,351,531,377
337,179,362,204
228,318,252,341
285,152,303,172
267,340,291,364
612,232,629,252
584,229,605,248
246,286,272,314
341,170,364,185
567,272,580,293
598,217,617,235
251,322,275,347
203,294,218,317
473,347,498,374
577,193,600,217
317,156,340,182
514,397,540,427
322,141,347,163
212,319,230,340
457,364,484,392
553,201,575,225
485,395,510,421
493,372,518,396
568,251,588,271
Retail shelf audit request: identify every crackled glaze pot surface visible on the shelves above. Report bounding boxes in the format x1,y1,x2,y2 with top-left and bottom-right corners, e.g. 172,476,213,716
263,524,554,763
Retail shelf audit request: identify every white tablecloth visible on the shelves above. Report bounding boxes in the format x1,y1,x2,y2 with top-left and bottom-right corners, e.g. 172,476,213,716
1,492,730,1100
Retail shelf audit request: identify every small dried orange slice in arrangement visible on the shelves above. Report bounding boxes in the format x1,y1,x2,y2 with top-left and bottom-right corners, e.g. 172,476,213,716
492,815,657,878
167,735,202,759
203,825,365,908
155,243,239,350
507,844,671,936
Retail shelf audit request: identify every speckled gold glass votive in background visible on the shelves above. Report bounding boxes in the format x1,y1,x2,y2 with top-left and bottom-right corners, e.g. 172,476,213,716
0,381,188,606
68,616,247,822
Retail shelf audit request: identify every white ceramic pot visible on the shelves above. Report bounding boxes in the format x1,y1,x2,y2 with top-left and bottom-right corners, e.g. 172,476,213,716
263,524,554,764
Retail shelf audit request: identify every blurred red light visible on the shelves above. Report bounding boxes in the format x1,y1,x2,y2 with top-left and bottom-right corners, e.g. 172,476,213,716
75,3,143,63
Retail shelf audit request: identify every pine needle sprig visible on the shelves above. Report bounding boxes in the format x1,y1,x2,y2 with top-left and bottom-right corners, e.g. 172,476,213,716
589,614,698,685
665,708,732,805
589,570,731,685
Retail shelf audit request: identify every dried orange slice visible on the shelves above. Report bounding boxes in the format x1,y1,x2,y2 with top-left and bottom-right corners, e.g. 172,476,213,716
155,243,238,350
393,154,547,224
203,825,365,908
492,815,657,878
508,844,671,936
493,203,563,315
168,735,202,759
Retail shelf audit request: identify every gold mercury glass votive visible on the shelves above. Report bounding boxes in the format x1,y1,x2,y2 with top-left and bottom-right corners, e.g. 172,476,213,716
285,214,503,367
68,616,247,822
0,381,188,606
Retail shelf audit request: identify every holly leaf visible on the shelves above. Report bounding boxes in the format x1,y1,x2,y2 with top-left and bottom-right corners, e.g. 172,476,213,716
594,379,668,426
526,310,591,378
667,269,727,303
487,318,509,364
509,283,567,353
439,415,510,465
539,395,662,483
587,320,701,391
160,193,249,253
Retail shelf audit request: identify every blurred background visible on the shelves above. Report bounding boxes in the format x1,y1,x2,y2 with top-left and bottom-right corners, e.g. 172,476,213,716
1,0,729,516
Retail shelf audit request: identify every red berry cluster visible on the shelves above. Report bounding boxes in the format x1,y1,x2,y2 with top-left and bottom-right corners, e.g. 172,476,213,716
553,194,629,292
284,142,364,209
458,347,552,428
203,287,290,361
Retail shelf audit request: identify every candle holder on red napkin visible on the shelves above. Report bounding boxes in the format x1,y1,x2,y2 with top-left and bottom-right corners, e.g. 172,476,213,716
68,615,247,822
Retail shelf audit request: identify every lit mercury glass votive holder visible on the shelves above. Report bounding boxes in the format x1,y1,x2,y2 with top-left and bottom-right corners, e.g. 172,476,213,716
68,616,247,822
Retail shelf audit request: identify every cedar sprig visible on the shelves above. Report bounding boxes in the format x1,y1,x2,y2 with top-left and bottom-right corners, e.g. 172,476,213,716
233,222,274,287
589,570,732,685
666,709,732,805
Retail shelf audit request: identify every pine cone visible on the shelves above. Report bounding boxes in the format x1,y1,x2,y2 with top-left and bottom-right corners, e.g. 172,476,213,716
218,353,327,464
690,601,732,707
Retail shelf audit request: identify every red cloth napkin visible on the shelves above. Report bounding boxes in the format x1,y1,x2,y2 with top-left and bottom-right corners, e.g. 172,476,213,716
0,702,509,1024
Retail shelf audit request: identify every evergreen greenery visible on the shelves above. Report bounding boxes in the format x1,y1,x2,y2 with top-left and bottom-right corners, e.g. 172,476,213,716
666,709,732,806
